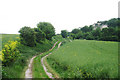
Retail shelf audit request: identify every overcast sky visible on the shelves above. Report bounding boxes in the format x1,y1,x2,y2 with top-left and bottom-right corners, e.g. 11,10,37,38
0,0,119,34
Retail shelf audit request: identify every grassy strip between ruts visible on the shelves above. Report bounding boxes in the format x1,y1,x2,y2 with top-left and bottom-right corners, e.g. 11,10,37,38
32,41,60,78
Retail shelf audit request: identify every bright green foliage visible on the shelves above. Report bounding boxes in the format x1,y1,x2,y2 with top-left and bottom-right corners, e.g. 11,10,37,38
37,22,55,40
61,30,68,38
2,41,20,66
47,40,118,78
19,26,36,47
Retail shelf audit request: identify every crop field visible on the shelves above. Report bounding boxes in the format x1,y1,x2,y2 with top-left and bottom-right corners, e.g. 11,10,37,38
47,40,118,78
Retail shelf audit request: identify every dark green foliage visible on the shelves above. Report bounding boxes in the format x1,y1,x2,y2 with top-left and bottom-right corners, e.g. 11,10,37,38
86,33,94,40
75,31,83,39
69,33,76,40
89,25,94,32
71,29,80,34
100,27,118,41
91,28,101,40
34,28,46,43
37,22,55,40
19,26,36,47
81,26,89,33
106,18,118,27
70,18,120,42
61,30,68,38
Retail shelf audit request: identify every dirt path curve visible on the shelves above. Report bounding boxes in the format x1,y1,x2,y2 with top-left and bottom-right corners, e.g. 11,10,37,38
25,41,58,79
41,42,62,79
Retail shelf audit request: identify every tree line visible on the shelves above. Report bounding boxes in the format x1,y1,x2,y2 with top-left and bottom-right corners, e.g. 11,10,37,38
61,18,120,42
19,22,55,47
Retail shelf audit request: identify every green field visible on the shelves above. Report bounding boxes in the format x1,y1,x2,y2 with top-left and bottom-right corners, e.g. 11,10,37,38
47,40,118,78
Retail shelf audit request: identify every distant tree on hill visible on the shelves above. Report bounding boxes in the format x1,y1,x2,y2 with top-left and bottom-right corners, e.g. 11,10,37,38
19,26,36,47
91,27,101,40
37,22,55,40
71,29,80,34
106,18,118,27
61,30,68,38
89,25,94,32
81,26,89,33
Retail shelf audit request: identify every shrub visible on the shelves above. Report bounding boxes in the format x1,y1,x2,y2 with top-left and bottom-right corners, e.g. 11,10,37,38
34,28,46,43
2,41,20,66
37,22,55,40
19,26,36,47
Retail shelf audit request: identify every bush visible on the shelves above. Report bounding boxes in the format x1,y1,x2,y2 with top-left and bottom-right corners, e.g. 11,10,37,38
34,28,46,43
2,41,20,66
61,30,68,38
19,26,36,47
37,22,55,40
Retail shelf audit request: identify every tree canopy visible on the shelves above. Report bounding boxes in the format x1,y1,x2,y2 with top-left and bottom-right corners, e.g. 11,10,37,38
37,22,55,40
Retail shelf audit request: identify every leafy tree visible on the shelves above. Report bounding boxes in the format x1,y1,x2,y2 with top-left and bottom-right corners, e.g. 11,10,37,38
37,22,55,40
89,25,94,32
69,33,76,40
81,26,89,33
61,30,68,38
86,33,94,40
75,31,83,39
34,28,46,43
71,29,80,34
107,18,118,27
91,27,101,40
19,26,36,47
83,32,90,39
100,27,118,41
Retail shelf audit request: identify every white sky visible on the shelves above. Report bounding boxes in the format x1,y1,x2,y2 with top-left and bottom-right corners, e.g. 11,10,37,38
0,0,119,34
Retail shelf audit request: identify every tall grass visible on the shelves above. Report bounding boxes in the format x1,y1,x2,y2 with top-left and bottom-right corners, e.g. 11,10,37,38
47,40,118,78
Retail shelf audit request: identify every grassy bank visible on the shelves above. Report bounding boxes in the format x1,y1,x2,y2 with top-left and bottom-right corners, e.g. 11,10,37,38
47,40,118,78
2,34,55,78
